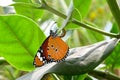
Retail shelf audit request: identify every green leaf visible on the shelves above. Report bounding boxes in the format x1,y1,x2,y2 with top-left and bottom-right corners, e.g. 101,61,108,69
66,23,104,45
73,74,87,80
85,29,104,43
13,0,31,3
73,0,92,18
65,22,80,30
66,0,92,29
82,21,104,43
105,23,120,69
72,8,82,21
110,22,119,34
12,2,43,21
0,15,46,71
105,43,120,69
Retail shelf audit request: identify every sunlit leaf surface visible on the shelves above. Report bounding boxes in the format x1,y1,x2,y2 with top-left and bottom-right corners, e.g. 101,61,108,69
0,15,45,71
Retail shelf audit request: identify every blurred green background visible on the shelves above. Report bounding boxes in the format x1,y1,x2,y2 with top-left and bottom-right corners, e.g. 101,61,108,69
0,0,120,80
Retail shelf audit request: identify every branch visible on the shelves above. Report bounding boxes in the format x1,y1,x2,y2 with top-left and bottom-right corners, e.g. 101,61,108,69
89,70,120,80
39,1,119,38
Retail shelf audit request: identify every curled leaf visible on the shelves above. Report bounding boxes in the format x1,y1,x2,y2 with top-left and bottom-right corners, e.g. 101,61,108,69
17,38,119,80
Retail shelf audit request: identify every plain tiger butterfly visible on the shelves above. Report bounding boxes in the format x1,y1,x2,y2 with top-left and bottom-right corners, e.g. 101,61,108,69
33,29,69,67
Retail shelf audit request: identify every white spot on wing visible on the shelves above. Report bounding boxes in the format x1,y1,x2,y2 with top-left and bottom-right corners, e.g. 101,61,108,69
41,49,43,53
37,52,43,61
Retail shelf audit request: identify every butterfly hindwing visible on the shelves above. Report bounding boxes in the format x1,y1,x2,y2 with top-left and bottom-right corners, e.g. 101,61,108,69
33,51,44,67
33,30,69,67
41,36,69,62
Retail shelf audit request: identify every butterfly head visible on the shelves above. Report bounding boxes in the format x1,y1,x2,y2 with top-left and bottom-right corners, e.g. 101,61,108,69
50,29,66,38
50,30,58,38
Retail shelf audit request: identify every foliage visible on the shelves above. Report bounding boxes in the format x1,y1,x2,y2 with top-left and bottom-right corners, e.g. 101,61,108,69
0,15,45,71
0,0,120,80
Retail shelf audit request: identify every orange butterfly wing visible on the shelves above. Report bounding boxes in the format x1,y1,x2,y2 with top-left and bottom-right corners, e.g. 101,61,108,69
33,52,44,67
41,36,69,61
33,33,69,67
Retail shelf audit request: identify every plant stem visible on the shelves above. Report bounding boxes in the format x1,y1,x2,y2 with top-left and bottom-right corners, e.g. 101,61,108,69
107,0,120,32
89,70,120,80
40,0,66,19
72,19,118,38
39,1,119,38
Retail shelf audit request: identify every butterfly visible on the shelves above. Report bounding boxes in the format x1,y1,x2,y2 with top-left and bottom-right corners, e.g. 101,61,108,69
33,29,69,67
